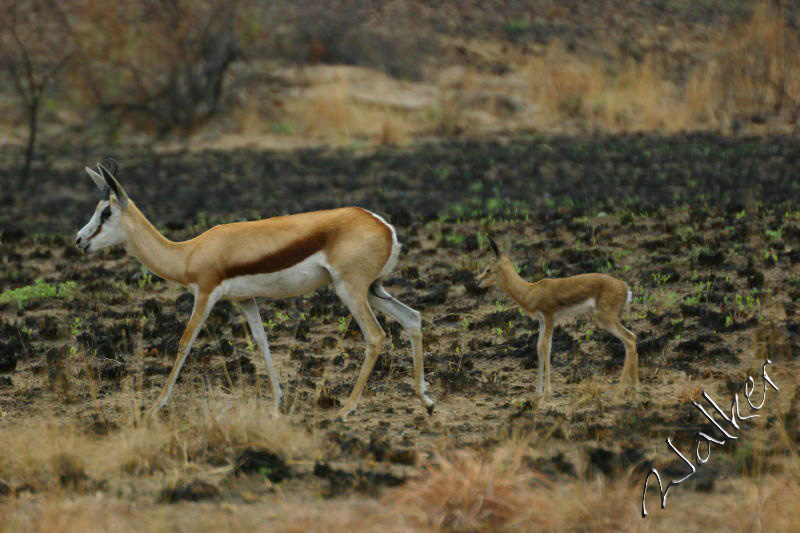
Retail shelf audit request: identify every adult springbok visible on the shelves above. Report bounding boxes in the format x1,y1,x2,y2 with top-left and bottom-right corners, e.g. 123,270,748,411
476,237,638,397
75,160,434,419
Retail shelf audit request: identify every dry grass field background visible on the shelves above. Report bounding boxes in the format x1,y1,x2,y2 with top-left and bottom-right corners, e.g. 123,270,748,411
1,1,800,150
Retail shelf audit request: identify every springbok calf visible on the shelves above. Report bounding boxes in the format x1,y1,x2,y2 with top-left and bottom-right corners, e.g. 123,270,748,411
75,160,434,419
476,238,638,397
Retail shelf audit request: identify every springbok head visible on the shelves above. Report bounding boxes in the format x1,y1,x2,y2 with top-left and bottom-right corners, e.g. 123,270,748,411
476,236,514,288
75,159,130,253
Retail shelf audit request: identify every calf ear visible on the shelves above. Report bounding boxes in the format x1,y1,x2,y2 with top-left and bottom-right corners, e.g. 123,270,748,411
85,167,110,200
98,162,129,210
488,237,501,258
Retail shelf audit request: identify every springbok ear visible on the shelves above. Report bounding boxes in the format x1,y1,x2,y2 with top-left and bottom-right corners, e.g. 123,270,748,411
85,166,110,200
488,237,501,258
98,162,129,209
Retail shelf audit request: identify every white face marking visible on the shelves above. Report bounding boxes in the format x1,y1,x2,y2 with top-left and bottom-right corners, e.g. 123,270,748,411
475,262,499,288
220,251,333,300
75,200,126,252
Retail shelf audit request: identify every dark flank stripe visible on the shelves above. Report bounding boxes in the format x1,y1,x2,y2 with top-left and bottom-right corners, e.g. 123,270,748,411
223,232,328,279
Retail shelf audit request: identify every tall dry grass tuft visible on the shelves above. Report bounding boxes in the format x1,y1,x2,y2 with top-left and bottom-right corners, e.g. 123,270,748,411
522,0,800,133
288,78,414,145
171,397,319,464
549,475,642,532
95,398,319,477
0,399,318,490
390,444,552,532
527,42,703,133
715,1,800,121
0,421,90,491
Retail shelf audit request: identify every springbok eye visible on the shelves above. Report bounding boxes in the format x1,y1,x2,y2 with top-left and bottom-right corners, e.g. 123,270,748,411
100,206,112,222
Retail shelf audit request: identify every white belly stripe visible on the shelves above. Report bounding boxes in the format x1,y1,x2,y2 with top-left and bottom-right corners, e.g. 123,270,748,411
554,297,596,321
220,251,332,300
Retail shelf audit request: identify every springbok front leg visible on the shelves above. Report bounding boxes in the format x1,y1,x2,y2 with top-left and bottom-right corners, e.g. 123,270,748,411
333,279,386,420
239,298,282,413
535,314,555,397
146,289,220,418
368,282,435,414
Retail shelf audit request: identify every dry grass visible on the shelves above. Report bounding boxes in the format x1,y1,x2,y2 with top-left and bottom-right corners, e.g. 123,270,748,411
300,1,800,141
519,1,798,134
280,70,417,146
2,430,799,532
0,398,318,491
5,1,800,150
390,444,549,532
205,0,800,151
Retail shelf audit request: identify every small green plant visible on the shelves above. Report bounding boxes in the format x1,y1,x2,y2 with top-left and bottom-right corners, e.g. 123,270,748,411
476,231,489,250
338,316,348,335
676,226,695,243
445,233,465,246
764,226,783,240
460,317,469,332
505,18,530,38
112,280,132,300
70,317,82,337
0,279,76,309
597,261,613,273
683,281,712,306
269,122,295,134
492,327,503,337
495,300,507,313
662,290,679,308
138,266,154,289
651,272,672,285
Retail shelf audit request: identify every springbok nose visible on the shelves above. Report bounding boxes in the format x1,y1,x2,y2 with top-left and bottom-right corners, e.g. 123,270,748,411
75,236,83,246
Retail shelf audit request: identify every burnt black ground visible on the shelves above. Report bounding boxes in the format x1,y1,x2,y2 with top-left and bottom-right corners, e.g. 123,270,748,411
2,133,799,236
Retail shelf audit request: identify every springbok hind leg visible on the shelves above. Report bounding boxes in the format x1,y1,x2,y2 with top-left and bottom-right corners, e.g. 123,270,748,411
333,279,386,420
368,282,435,414
598,316,638,397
